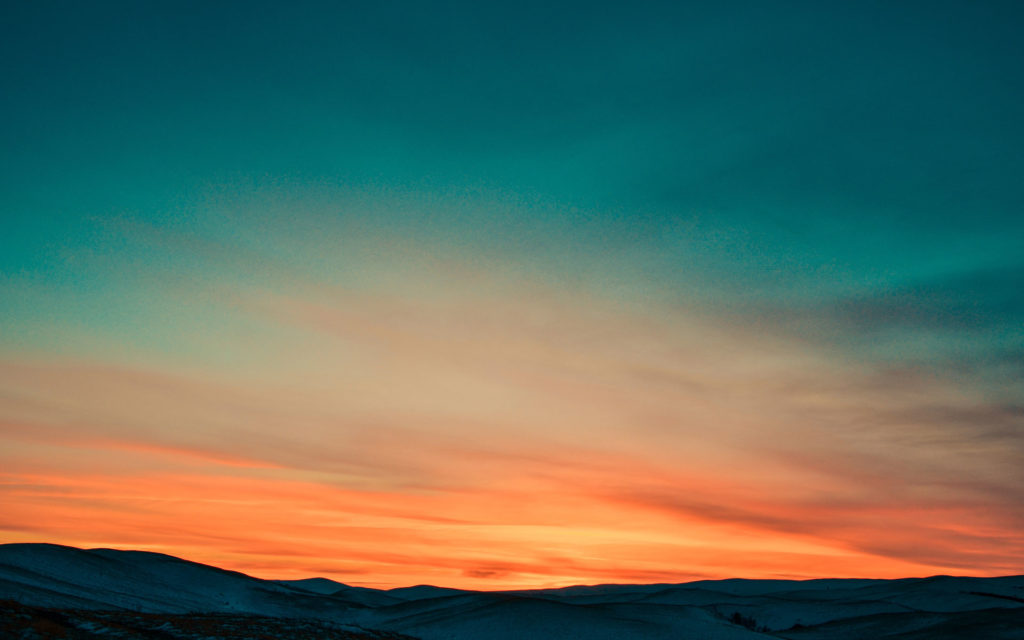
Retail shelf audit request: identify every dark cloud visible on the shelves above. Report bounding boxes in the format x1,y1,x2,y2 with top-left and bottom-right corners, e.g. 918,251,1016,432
463,568,509,579
616,486,1024,574
742,263,1024,342
879,403,1024,443
735,264,1024,414
832,264,1024,333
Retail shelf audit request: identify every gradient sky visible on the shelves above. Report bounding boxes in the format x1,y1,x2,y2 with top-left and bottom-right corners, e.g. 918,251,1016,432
2,1,1023,589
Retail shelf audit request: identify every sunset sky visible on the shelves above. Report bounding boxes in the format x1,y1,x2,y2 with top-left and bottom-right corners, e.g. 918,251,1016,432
2,1,1023,589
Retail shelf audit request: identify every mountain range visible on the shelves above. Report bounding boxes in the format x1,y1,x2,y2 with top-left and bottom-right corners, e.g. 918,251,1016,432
1,543,1022,639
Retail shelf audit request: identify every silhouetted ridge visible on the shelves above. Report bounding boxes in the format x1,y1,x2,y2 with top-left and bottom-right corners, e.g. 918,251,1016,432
2,543,1023,640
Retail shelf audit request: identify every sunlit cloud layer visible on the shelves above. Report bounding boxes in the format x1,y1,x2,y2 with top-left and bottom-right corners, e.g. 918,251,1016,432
2,215,1022,587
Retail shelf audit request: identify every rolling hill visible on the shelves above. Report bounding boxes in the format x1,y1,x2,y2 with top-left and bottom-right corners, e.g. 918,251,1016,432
2,543,1022,639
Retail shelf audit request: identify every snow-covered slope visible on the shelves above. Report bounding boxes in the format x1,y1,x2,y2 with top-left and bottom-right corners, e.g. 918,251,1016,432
0,543,364,620
2,543,1022,640
369,593,771,640
278,577,405,607
277,576,351,595
386,585,472,601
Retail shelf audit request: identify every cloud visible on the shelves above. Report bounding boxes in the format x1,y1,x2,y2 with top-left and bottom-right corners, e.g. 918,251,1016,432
2,221,1023,587
463,568,509,579
831,264,1024,333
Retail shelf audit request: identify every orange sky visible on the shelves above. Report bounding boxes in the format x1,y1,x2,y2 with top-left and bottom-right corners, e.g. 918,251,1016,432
4,0,1024,593
0,439,996,589
2,255,1022,588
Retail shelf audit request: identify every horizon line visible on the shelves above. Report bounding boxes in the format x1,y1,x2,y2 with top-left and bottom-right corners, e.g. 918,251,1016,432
4,541,1019,593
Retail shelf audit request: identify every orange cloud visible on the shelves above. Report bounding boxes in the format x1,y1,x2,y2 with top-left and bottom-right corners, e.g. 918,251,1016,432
1,250,1022,588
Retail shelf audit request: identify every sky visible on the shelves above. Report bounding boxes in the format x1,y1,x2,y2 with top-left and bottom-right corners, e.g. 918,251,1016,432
1,1,1023,589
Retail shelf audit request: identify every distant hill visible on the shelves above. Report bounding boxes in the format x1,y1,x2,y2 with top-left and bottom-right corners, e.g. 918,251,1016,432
278,577,405,607
385,584,472,601
2,543,1022,639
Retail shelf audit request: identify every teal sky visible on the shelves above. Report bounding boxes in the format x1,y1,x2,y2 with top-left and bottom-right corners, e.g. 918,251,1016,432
5,1,1023,387
1,1,1023,584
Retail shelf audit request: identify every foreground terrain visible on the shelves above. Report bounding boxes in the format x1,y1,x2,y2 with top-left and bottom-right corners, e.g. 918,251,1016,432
1,543,1021,639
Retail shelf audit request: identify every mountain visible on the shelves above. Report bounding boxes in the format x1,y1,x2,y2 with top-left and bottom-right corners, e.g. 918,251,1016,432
278,577,405,607
277,577,352,595
2,543,1023,639
0,543,364,619
385,584,472,601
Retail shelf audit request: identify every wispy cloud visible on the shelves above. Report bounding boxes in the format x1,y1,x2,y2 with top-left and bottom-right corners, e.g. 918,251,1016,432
2,0,1023,586
3,250,1022,586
